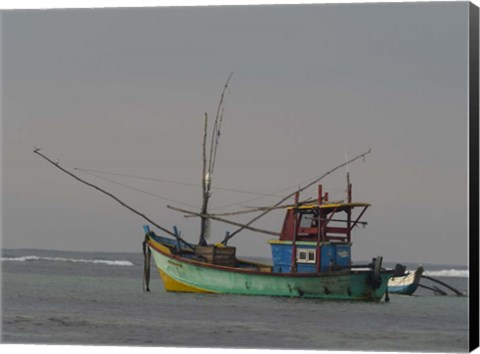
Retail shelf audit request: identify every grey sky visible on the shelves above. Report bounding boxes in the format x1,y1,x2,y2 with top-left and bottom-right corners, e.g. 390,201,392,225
2,2,470,265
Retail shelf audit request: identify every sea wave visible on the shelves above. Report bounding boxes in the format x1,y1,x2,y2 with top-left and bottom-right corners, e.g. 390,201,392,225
423,269,469,278
1,255,134,266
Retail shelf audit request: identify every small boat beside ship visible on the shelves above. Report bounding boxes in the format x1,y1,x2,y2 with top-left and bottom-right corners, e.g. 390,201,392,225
387,265,424,295
387,265,466,296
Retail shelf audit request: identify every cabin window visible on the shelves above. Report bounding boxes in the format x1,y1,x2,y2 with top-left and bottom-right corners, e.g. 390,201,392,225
297,248,316,264
299,212,315,228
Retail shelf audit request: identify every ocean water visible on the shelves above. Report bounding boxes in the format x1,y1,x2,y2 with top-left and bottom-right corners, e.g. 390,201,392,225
1,248,469,352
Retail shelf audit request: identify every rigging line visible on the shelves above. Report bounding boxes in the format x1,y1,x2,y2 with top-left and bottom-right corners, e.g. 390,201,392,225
74,167,284,198
210,192,282,211
75,169,200,210
209,182,306,211
187,203,294,217
75,167,199,186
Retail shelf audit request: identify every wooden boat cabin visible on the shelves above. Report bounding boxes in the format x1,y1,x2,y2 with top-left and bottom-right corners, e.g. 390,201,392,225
268,184,370,273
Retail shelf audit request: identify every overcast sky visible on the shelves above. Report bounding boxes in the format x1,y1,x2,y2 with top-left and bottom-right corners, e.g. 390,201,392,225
2,2,470,265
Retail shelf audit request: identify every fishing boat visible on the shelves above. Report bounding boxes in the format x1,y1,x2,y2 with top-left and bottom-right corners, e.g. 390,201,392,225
143,180,396,301
387,266,424,295
34,76,398,302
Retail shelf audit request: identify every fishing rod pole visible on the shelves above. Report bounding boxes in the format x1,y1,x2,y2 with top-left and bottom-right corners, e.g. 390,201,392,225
33,148,195,251
221,148,372,244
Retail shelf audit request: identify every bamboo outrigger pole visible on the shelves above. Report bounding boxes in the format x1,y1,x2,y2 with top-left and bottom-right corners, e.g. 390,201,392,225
33,148,195,250
167,204,281,236
421,275,465,296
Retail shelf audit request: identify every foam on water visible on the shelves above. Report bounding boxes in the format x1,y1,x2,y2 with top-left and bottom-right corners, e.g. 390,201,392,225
423,269,469,278
1,255,134,266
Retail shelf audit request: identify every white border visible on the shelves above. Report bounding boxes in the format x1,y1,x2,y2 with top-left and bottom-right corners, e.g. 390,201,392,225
0,1,476,354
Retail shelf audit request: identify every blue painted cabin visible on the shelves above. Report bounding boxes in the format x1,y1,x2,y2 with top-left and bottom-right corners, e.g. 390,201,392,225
268,184,369,274
269,241,351,273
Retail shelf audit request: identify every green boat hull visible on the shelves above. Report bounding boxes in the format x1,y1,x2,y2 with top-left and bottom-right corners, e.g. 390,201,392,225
149,242,390,302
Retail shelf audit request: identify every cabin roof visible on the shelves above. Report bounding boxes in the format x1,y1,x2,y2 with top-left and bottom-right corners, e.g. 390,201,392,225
290,202,371,211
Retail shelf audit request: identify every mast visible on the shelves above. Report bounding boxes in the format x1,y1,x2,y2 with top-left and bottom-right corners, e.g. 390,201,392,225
199,113,210,246
198,73,233,246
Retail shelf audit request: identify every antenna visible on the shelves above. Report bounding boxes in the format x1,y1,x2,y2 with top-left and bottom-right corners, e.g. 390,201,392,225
345,148,351,201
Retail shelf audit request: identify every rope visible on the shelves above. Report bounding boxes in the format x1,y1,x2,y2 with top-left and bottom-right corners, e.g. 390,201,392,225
75,167,284,199
142,234,151,292
77,169,199,209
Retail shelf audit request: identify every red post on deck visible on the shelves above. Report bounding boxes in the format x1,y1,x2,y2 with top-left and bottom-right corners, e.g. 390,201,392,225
318,185,323,206
290,191,300,272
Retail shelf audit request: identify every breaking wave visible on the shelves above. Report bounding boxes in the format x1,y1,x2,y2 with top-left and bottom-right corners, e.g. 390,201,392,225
1,255,134,266
423,269,469,278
